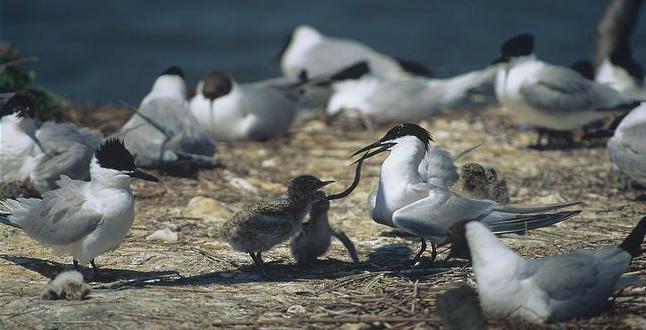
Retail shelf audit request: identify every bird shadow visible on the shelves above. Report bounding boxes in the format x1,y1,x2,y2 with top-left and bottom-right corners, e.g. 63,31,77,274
0,255,179,283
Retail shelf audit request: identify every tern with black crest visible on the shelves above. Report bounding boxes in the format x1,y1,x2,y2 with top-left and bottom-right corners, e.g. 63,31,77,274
0,139,159,271
354,123,581,265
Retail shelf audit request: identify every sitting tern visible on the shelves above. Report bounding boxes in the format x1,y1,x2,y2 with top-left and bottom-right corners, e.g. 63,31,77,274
189,62,368,141
354,123,581,264
596,41,646,100
0,139,159,271
119,66,217,171
220,175,334,269
493,33,638,148
608,102,646,185
464,216,646,323
277,25,430,80
0,92,103,193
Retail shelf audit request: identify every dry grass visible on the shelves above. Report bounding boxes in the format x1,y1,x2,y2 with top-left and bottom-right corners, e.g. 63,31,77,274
0,105,645,329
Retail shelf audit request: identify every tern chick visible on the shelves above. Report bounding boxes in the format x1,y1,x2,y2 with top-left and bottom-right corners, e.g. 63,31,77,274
220,175,334,268
465,216,646,323
41,270,90,301
291,191,359,265
459,163,510,203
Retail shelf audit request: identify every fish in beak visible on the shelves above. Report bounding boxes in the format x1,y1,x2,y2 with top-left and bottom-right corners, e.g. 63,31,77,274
350,140,396,164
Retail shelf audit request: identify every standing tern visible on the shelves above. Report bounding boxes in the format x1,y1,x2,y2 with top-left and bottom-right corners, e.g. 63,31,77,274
596,41,646,100
220,175,334,269
277,25,430,80
190,62,368,141
608,102,646,185
493,33,638,148
353,123,581,265
0,92,103,193
0,139,158,271
119,66,217,171
464,216,646,323
326,66,497,125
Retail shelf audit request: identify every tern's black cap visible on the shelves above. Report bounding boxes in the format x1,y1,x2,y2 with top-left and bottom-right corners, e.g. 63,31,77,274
1,92,35,118
380,123,434,148
95,138,137,171
500,33,534,58
161,66,184,78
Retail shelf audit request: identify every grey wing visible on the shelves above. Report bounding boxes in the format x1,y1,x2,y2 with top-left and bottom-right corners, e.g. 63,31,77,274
418,147,459,187
392,186,496,241
520,66,617,113
13,177,103,246
614,104,646,154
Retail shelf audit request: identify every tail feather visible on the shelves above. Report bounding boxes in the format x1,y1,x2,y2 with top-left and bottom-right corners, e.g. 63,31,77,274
494,201,582,214
0,215,21,229
619,216,646,258
452,141,486,161
486,210,581,235
331,228,360,263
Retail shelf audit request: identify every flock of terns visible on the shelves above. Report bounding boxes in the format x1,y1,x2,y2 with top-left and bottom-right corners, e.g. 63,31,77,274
1,25,646,324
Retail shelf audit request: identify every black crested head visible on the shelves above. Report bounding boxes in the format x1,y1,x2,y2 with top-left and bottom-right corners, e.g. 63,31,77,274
161,66,184,79
288,175,334,198
202,71,233,100
570,60,595,80
610,42,644,84
500,33,534,58
95,138,137,172
2,92,35,118
273,28,295,62
380,123,434,149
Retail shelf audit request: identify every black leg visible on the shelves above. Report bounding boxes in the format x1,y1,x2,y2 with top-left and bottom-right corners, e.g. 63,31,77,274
429,243,438,263
249,252,264,268
73,259,80,270
410,238,427,266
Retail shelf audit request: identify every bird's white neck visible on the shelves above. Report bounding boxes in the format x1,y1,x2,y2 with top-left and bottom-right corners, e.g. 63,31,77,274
381,137,427,185
1,114,38,136
465,221,523,271
88,159,133,191
141,75,186,106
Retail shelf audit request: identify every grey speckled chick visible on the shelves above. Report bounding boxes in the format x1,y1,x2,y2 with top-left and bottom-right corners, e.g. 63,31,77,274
41,271,90,301
220,175,334,268
291,192,359,265
437,284,485,330
459,163,510,203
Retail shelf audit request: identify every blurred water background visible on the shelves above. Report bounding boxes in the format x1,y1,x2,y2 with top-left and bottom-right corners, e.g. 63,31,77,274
2,0,645,104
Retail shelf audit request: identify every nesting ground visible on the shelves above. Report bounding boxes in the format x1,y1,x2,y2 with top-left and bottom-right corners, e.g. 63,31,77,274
1,105,645,329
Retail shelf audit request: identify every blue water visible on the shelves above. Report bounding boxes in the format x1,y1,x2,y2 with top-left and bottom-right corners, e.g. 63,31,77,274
2,0,645,104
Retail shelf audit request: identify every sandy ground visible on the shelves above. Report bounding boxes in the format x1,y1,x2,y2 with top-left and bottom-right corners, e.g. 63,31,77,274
1,105,645,329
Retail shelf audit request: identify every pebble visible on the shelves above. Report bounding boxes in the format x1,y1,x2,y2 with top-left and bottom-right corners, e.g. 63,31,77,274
146,228,178,242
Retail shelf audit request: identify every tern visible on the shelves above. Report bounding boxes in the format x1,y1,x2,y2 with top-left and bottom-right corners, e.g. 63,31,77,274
220,175,334,269
119,66,217,171
0,139,159,271
277,25,430,80
608,102,646,185
189,62,368,141
326,66,497,125
464,216,646,323
0,92,103,193
291,191,359,265
354,123,581,265
596,41,646,100
492,33,638,148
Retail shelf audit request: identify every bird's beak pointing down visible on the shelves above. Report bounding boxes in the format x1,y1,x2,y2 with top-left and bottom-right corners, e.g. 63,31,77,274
129,168,159,182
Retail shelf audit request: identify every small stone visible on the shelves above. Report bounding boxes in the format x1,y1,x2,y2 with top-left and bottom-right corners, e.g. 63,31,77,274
42,271,90,301
228,177,258,193
261,159,276,168
146,228,178,242
182,196,232,220
287,304,306,314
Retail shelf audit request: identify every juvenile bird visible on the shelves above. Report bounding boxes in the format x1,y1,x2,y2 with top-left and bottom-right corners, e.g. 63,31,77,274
0,139,158,271
41,270,91,301
291,191,359,265
220,175,334,269
465,216,646,323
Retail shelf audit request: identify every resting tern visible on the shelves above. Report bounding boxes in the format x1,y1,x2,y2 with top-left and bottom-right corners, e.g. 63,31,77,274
0,139,158,270
220,175,334,269
190,62,368,141
596,41,646,100
354,123,581,264
326,66,497,124
0,92,103,193
119,66,217,170
608,102,646,185
465,216,646,323
277,25,430,80
493,33,638,148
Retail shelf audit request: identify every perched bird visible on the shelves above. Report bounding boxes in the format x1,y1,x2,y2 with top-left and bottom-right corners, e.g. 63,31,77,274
493,33,638,148
0,92,103,193
291,191,359,265
354,123,581,264
465,216,646,323
608,102,646,185
41,270,90,301
326,66,497,125
277,25,430,80
0,139,159,271
596,41,646,100
220,175,334,268
190,62,368,141
119,66,217,171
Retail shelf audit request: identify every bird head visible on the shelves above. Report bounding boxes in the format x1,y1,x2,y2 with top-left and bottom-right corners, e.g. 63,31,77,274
94,138,159,182
350,123,434,163
491,33,534,65
287,175,334,200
